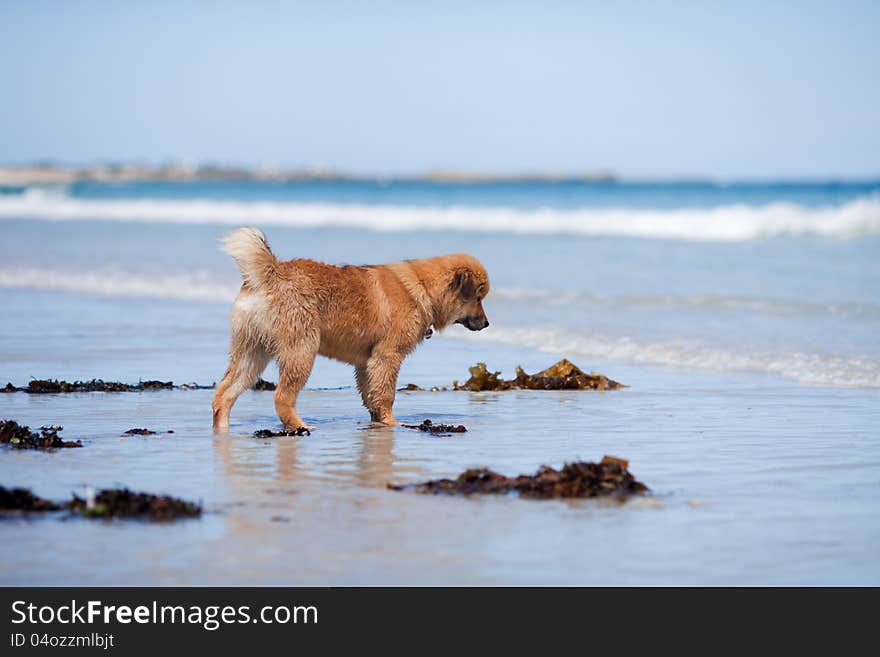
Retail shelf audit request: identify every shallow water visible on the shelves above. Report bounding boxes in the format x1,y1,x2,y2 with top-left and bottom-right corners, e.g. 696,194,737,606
1,180,878,584
1,364,877,585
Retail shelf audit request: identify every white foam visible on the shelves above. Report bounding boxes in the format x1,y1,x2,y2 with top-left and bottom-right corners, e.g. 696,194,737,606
447,325,880,388
0,267,238,302
1,188,878,241
490,287,880,319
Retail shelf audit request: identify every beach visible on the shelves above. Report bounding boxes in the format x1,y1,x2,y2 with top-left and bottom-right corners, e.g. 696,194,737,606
1,179,878,585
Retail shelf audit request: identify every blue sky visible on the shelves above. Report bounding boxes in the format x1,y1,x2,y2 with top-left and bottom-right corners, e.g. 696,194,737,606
1,1,878,178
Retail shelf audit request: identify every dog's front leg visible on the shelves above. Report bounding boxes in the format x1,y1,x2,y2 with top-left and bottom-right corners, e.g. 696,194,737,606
364,349,402,426
354,365,373,417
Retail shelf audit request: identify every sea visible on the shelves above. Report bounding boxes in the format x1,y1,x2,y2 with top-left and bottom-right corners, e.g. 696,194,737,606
0,179,878,584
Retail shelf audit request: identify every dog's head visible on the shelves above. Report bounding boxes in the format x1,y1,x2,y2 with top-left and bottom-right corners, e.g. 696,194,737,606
447,255,490,331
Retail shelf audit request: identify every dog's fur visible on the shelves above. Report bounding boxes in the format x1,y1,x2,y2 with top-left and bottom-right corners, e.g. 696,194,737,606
212,227,490,431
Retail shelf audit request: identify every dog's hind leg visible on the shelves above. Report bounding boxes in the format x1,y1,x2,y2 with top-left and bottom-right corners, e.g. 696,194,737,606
213,290,275,431
274,338,319,431
212,344,271,431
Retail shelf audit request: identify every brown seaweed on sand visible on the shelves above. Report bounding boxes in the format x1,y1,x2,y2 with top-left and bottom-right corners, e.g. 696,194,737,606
389,456,648,500
0,485,201,521
455,359,624,392
251,378,277,391
66,489,202,520
123,428,157,435
254,427,311,438
0,486,60,512
121,428,175,436
22,379,173,393
398,383,445,392
403,419,467,435
455,363,513,391
0,420,83,450
4,379,214,393
138,380,176,390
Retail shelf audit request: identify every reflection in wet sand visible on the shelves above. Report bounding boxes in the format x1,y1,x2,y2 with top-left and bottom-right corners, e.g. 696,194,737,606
355,427,396,488
212,422,408,550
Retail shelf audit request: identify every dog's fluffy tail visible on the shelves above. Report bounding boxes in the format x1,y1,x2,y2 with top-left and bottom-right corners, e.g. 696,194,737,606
221,227,278,291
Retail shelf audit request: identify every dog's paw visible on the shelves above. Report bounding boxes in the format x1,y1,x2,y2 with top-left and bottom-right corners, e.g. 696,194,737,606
288,424,316,432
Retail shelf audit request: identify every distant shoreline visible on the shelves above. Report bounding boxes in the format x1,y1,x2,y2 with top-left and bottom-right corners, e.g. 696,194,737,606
2,164,877,187
0,164,617,186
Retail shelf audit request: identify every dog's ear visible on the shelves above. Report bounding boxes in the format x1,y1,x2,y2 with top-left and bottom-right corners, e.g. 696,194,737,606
452,269,477,300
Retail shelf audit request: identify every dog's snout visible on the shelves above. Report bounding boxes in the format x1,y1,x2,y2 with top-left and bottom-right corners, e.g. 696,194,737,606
465,316,489,331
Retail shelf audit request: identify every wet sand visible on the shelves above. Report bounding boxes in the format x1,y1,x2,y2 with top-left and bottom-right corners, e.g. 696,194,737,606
1,354,877,585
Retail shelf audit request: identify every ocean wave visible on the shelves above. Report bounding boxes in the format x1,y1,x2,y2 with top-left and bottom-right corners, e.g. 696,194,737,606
2,267,876,387
3,266,878,324
0,268,239,302
490,287,880,319
7,267,875,319
447,326,880,388
1,188,878,241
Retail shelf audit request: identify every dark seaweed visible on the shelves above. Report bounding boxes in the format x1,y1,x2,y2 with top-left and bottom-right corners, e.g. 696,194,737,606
123,428,174,436
22,379,172,393
0,486,60,512
389,456,648,499
138,380,174,390
251,378,277,391
0,485,200,520
254,427,310,437
403,419,467,435
398,383,446,392
2,379,213,393
0,420,83,450
66,488,202,520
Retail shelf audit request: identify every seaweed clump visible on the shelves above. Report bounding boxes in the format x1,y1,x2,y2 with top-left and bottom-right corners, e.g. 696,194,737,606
138,380,175,390
66,488,201,521
251,378,277,391
22,379,173,393
177,382,216,390
398,383,445,392
0,420,83,450
455,364,513,391
403,419,467,435
123,428,157,435
0,486,200,521
254,427,311,437
389,456,647,500
455,359,624,392
0,486,60,512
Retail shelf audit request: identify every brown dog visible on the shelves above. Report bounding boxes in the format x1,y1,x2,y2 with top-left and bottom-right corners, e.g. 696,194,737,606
211,227,490,431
